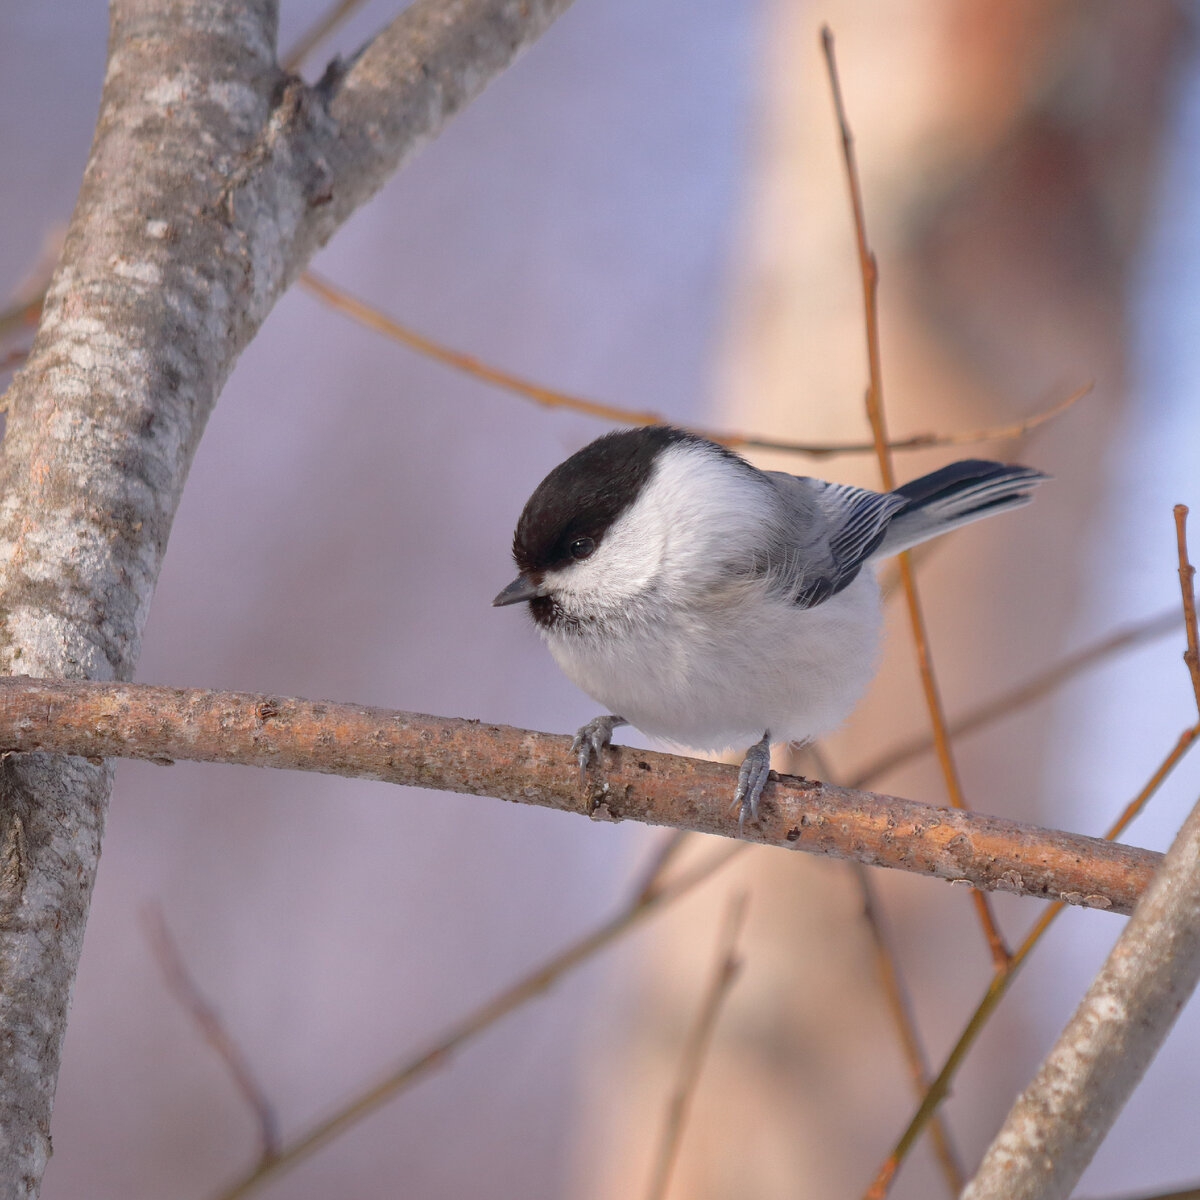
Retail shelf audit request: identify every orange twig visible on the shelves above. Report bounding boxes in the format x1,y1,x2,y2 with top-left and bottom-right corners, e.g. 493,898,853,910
643,893,747,1200
855,865,965,1194
1174,505,1200,717
142,904,281,1159
214,842,743,1200
281,0,369,71
299,271,1083,460
820,25,1009,969
803,742,963,1196
864,508,1200,1197
848,608,1181,788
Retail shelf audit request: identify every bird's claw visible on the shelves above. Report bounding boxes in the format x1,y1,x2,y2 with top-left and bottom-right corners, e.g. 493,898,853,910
570,715,627,781
732,733,773,835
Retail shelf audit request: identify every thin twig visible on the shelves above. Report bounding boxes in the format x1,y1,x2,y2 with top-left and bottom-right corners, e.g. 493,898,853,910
847,608,1182,789
634,830,694,902
0,677,1163,913
0,296,42,341
804,742,963,1196
141,904,281,1159
963,783,1200,1200
820,24,1009,969
281,0,369,71
643,893,748,1200
1174,506,1200,717
213,842,743,1200
0,347,29,373
854,864,965,1194
1084,1186,1200,1200
300,271,1084,460
865,509,1200,1197
864,722,1200,1200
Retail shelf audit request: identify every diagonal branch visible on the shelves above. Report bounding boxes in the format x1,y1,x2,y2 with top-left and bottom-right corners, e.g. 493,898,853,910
0,1,577,1191
0,678,1160,914
300,270,1086,460
962,786,1200,1200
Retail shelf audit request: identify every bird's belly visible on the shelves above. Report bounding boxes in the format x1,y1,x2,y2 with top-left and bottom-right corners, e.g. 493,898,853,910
544,574,883,752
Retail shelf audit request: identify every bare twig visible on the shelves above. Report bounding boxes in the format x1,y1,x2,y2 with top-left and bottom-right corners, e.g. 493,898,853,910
1174,506,1200,716
643,893,747,1200
0,347,28,376
634,830,694,902
820,25,1008,968
865,507,1200,1196
864,721,1200,1200
804,741,963,1196
0,677,1162,913
301,271,1084,460
847,608,1181,789
962,785,1200,1200
281,0,369,71
141,905,280,1160
0,296,42,341
854,864,964,1194
214,842,743,1200
1085,1186,1200,1200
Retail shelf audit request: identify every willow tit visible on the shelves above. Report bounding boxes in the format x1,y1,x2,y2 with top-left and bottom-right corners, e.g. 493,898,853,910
494,425,1045,829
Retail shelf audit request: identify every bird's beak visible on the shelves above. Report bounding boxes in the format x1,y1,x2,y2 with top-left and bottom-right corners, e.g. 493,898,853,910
492,574,548,607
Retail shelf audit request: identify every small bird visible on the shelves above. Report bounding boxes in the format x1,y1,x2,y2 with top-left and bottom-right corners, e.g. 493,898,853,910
493,425,1045,829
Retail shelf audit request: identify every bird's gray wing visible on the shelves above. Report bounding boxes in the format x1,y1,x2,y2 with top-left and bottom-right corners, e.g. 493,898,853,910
762,473,907,609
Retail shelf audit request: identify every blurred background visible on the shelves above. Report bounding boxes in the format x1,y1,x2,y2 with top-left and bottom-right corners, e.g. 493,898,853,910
3,1,1200,1197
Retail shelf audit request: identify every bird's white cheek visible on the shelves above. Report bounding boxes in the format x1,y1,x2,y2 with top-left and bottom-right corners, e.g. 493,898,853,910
546,522,667,610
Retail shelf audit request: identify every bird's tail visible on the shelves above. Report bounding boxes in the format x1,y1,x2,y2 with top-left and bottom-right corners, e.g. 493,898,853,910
875,459,1048,558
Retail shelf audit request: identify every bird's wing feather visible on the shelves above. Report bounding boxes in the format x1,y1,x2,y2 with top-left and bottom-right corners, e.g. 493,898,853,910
761,473,905,609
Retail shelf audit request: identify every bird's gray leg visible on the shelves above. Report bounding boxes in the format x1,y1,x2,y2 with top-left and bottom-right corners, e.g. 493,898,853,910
570,714,628,779
733,732,773,834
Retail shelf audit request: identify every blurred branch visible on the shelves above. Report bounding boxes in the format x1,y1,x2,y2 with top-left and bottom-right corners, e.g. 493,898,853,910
854,864,965,1194
866,507,1200,1197
643,893,747,1200
141,904,281,1160
821,25,1008,969
0,677,1161,913
847,607,1181,788
961,507,1200,1200
1087,1187,1200,1200
300,270,1084,459
281,0,368,71
962,787,1200,1200
1175,506,1200,716
804,740,963,1196
215,842,743,1199
865,724,1200,1200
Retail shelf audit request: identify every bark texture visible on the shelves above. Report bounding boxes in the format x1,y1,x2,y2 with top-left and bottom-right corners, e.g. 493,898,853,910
0,679,1161,915
0,1,574,1193
962,788,1200,1200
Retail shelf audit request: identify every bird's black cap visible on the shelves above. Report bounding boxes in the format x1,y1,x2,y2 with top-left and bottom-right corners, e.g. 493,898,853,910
512,425,696,576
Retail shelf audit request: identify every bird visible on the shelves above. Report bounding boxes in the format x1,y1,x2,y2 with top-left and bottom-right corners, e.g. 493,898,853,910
493,425,1046,830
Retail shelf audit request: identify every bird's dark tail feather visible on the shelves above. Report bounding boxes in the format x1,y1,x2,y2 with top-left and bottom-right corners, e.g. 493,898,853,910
877,459,1048,558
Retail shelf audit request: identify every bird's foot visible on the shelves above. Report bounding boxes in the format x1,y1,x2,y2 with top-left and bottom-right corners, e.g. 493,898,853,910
570,715,627,781
732,732,773,835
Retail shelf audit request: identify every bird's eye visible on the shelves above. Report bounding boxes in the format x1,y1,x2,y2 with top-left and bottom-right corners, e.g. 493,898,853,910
569,536,595,560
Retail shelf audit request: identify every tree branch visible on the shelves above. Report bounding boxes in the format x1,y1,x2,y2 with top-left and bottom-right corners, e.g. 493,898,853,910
0,678,1159,915
962,786,1200,1200
0,1,576,1191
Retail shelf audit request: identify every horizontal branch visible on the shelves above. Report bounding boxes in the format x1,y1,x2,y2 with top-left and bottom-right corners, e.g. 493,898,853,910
0,679,1157,914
